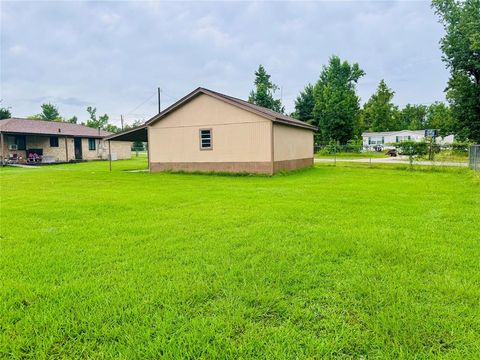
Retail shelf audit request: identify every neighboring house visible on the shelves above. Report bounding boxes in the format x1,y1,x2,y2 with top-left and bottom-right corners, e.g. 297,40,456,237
0,118,131,164
106,87,317,175
362,129,455,149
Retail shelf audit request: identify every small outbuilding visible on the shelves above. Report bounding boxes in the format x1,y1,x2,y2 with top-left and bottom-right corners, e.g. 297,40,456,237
106,87,317,174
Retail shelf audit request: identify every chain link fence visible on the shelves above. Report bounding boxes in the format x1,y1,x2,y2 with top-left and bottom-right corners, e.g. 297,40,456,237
314,142,470,168
469,145,480,171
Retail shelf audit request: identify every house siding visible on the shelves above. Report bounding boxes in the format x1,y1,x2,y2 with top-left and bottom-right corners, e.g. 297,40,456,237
273,123,313,161
149,93,272,168
148,93,316,174
362,130,455,149
362,131,425,148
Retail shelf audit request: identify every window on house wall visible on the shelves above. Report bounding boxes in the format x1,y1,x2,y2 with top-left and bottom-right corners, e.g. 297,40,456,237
199,129,212,150
396,136,411,142
15,135,26,150
368,136,384,145
50,136,59,147
88,138,96,150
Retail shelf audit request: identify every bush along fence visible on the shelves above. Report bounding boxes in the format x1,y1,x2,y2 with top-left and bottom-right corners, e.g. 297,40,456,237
315,140,471,167
469,145,480,171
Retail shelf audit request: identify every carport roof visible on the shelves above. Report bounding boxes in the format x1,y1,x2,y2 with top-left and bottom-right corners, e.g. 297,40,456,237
103,125,148,142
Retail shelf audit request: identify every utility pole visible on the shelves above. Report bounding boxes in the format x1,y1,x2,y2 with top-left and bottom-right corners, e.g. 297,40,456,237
158,87,161,113
120,115,124,130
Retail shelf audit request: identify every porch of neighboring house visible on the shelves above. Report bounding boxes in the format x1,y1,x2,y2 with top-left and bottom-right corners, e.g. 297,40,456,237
0,133,96,165
0,118,133,166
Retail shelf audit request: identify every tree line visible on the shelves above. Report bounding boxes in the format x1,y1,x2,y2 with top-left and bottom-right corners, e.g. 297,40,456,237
1,0,477,144
0,102,142,133
248,60,458,145
248,0,479,144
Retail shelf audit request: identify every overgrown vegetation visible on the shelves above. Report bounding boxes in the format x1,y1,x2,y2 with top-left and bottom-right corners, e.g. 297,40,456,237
432,0,480,143
1,159,479,358
394,140,429,166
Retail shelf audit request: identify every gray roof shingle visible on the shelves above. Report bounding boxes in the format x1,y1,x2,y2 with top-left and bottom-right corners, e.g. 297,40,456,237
0,118,111,138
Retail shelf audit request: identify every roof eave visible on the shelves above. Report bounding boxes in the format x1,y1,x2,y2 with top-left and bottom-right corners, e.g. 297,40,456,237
146,87,318,131
103,125,147,141
103,124,147,141
145,87,278,127
274,118,317,131
0,130,107,138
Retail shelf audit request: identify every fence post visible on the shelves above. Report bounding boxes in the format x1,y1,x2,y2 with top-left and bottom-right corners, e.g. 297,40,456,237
475,146,478,171
470,145,479,171
334,145,337,166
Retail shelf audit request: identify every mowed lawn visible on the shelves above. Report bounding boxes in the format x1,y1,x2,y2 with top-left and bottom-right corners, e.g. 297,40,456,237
1,159,479,359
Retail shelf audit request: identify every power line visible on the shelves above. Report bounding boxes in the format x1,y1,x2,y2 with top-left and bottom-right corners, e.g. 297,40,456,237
125,92,157,115
110,88,180,126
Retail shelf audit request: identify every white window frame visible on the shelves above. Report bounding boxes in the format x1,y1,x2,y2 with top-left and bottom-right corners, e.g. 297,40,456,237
199,128,212,150
369,136,384,145
396,135,411,142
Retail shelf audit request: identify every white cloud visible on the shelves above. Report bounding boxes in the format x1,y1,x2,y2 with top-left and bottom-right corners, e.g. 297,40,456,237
0,1,449,119
191,16,236,48
8,45,27,56
98,12,121,26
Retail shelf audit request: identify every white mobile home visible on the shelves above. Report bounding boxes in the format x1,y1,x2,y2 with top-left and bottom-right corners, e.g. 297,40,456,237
362,130,454,150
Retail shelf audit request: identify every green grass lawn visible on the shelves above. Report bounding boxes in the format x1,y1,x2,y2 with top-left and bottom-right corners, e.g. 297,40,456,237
1,159,479,359
428,151,469,163
315,151,469,163
315,151,387,159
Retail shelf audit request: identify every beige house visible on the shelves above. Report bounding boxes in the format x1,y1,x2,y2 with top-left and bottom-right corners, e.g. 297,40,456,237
106,87,316,174
0,118,131,164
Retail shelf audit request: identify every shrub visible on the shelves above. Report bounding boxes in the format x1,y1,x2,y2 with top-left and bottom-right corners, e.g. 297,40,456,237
394,140,429,166
451,141,470,155
316,140,362,155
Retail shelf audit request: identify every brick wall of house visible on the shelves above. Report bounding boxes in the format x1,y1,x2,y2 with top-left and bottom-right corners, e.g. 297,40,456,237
1,135,131,162
1,135,75,162
81,138,103,160
100,140,132,160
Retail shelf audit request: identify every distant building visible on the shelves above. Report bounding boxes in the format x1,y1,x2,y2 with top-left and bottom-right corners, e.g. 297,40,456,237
0,118,132,164
106,87,317,175
362,129,455,149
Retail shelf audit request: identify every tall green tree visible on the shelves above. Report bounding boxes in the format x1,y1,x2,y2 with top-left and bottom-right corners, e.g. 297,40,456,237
85,106,109,129
292,84,315,123
425,102,455,136
104,124,121,133
248,65,284,113
432,0,480,142
399,104,428,130
361,80,399,132
30,103,61,121
0,105,11,120
66,116,78,124
313,55,365,144
123,119,144,131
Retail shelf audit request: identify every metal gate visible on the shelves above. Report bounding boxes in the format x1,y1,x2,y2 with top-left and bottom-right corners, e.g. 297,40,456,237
469,145,480,171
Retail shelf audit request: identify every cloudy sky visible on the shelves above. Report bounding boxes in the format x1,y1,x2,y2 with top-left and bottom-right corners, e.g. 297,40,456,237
1,1,448,128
